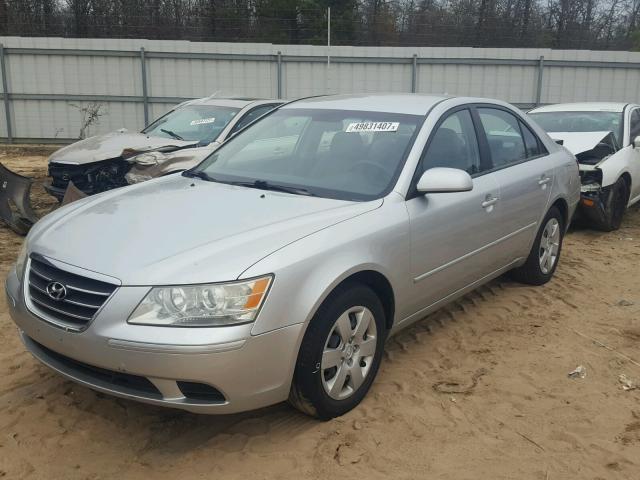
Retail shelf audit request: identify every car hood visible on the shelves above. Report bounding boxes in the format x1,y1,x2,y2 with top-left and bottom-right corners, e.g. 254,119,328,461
28,176,381,285
548,131,612,156
49,130,192,165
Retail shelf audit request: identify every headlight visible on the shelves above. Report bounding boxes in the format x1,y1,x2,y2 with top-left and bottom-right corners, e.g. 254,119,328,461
15,243,28,280
128,275,273,327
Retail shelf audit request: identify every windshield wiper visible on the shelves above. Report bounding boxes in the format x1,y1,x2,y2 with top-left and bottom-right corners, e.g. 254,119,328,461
230,180,315,196
160,128,185,141
182,170,216,182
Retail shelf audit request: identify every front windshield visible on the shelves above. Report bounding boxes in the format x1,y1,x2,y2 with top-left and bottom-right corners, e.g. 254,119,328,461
529,111,623,147
194,108,423,201
143,105,241,143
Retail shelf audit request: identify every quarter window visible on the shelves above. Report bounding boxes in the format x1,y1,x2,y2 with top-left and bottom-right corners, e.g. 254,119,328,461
478,108,527,168
520,121,545,157
421,109,481,175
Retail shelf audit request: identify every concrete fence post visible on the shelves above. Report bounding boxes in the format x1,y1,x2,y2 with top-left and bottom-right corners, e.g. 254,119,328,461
535,55,545,106
277,51,283,99
140,47,149,126
411,54,418,93
0,44,13,143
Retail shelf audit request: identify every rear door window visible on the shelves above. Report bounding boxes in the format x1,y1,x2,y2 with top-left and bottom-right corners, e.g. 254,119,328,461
477,108,527,169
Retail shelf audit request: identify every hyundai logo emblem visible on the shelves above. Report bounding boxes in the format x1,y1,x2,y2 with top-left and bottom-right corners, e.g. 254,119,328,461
46,281,67,301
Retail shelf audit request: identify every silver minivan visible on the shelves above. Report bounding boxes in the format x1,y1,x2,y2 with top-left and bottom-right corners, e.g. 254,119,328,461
6,94,580,419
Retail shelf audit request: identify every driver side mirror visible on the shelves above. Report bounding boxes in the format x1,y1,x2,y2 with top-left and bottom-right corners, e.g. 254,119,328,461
417,167,473,194
634,136,640,149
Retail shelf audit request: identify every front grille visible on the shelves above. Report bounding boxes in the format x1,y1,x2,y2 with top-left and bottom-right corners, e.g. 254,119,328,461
27,336,162,398
27,256,118,330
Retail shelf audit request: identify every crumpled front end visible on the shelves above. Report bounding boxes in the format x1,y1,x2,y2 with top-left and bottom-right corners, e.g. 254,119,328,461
578,167,609,222
45,130,196,200
47,143,215,198
125,145,218,184
46,158,131,201
549,130,620,220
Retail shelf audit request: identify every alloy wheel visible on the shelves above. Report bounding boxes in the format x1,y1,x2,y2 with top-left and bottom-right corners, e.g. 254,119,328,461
321,306,378,400
539,217,560,274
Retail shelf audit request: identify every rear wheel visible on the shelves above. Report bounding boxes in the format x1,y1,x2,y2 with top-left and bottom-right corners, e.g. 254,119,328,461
510,206,564,285
591,177,629,232
289,283,386,419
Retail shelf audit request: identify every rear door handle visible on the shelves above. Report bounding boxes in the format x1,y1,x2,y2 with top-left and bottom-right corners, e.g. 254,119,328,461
538,176,552,186
481,196,499,208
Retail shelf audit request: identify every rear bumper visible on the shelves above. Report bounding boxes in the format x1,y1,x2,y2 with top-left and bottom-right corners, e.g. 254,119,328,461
6,267,303,414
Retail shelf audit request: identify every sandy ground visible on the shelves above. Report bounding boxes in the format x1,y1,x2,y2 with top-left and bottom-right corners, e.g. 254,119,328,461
0,152,639,479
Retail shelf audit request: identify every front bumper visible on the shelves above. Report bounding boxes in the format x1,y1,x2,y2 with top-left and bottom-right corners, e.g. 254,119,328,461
5,267,303,414
577,188,609,226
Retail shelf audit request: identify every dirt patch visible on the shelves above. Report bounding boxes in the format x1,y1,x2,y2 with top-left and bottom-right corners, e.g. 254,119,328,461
0,144,62,158
0,156,639,479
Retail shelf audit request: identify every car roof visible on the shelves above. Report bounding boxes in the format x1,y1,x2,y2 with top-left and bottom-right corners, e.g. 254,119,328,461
184,97,280,109
283,94,452,115
529,102,630,114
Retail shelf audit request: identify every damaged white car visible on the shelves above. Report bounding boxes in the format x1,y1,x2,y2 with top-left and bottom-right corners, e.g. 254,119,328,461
529,102,640,231
44,97,282,200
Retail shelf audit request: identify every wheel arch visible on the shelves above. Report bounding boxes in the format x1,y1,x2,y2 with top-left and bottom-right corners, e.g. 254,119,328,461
550,197,570,229
621,171,632,192
329,270,396,331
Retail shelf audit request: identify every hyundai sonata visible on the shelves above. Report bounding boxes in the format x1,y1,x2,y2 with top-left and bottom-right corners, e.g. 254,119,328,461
6,94,580,419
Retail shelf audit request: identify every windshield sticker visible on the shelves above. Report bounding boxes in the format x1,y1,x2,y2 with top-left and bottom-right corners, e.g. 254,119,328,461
345,121,399,133
190,117,216,126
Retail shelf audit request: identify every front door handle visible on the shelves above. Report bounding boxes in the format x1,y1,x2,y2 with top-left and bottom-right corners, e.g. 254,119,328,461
481,196,499,208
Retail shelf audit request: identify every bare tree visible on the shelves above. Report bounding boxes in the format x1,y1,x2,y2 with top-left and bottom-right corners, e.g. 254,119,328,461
69,102,105,139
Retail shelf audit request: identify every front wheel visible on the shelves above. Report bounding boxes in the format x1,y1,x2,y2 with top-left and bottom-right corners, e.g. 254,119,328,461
510,206,564,285
289,284,386,419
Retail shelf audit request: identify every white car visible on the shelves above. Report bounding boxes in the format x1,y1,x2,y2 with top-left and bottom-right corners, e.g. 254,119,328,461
529,102,640,231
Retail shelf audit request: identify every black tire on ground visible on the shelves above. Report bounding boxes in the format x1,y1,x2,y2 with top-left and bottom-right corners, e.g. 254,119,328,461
289,283,386,420
510,206,565,286
591,177,629,232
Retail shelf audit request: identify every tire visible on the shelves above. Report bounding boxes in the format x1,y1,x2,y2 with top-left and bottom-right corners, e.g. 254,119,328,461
510,206,564,286
591,177,629,232
289,283,386,420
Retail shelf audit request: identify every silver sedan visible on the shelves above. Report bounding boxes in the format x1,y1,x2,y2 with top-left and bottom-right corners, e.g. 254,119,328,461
6,94,580,419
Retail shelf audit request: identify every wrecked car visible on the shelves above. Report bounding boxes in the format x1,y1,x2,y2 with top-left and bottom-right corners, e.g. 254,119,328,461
529,102,640,231
45,97,283,200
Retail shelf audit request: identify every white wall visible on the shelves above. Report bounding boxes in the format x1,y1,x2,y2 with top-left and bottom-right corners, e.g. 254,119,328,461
1,36,640,142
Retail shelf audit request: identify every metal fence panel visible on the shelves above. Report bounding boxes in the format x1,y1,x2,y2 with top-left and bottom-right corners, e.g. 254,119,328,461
1,36,640,143
147,58,276,99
